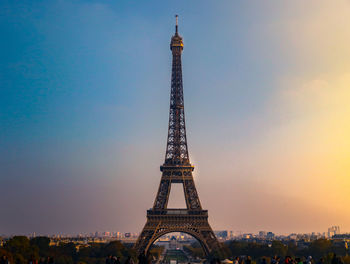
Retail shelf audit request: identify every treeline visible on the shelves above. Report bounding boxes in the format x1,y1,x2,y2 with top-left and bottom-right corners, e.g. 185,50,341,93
184,239,350,263
0,236,136,264
2,236,350,264
227,240,349,260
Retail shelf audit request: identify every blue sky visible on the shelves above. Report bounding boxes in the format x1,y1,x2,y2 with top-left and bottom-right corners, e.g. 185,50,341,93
1,0,350,235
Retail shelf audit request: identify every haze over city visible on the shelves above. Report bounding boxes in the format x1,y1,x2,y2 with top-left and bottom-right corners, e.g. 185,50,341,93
1,0,350,236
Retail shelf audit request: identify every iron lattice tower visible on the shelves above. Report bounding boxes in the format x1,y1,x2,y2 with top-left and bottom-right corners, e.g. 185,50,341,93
134,16,221,256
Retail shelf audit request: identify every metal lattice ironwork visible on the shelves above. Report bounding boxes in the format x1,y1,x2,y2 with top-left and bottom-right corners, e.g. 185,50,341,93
165,18,189,166
134,16,221,256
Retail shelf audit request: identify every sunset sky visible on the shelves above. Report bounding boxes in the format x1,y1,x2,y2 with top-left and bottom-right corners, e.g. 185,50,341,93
1,0,350,236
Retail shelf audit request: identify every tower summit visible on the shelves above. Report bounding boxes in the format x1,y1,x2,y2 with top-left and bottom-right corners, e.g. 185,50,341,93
170,15,183,51
134,16,221,256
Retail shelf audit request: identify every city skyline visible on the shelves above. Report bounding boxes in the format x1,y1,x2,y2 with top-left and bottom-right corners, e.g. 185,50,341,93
0,226,344,238
1,0,350,236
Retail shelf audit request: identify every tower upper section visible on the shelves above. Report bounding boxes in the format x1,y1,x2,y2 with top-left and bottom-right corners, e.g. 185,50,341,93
163,15,190,167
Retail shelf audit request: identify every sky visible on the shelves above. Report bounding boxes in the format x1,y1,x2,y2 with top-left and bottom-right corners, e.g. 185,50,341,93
1,0,350,236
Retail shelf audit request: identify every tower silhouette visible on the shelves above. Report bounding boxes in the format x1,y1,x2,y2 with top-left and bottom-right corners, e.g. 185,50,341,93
134,16,221,256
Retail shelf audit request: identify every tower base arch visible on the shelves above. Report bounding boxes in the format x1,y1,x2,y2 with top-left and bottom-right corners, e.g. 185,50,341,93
134,209,221,256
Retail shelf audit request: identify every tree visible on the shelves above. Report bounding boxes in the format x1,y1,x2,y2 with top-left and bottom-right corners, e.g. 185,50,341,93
270,241,287,257
309,239,332,259
149,246,164,259
30,237,50,257
4,236,39,263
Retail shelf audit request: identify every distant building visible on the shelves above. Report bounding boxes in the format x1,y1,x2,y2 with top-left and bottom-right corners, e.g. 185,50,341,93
103,231,112,237
229,231,234,238
169,236,178,249
288,233,297,240
328,226,340,238
332,234,350,240
266,232,275,240
243,234,253,239
259,231,267,238
215,231,228,239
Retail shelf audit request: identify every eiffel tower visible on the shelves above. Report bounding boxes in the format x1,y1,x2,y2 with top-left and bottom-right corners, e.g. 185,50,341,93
134,16,221,256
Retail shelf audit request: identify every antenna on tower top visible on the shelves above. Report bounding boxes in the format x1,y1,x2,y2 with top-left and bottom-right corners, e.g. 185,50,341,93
175,14,178,34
